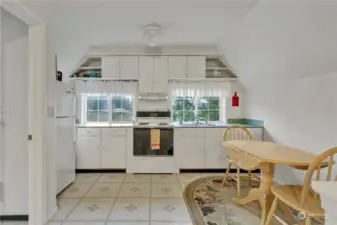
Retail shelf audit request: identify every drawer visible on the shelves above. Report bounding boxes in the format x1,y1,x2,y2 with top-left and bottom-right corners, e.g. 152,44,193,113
78,128,101,137
204,128,225,138
102,128,126,137
175,128,204,137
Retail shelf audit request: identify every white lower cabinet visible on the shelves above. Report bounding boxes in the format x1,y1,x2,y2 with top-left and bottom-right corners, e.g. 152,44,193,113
76,137,101,169
205,137,228,168
76,128,127,169
176,137,204,169
101,137,126,169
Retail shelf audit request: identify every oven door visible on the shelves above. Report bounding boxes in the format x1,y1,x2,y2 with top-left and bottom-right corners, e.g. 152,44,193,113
133,128,173,156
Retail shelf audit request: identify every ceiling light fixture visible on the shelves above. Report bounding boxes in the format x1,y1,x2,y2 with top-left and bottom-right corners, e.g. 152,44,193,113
143,23,162,47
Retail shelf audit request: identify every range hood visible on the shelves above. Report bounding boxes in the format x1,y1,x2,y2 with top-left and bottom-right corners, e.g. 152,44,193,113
138,93,168,100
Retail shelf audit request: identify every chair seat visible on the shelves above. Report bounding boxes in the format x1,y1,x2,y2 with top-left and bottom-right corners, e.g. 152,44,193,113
271,185,325,217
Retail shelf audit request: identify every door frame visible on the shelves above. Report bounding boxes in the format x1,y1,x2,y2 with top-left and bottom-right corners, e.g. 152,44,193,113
0,2,50,225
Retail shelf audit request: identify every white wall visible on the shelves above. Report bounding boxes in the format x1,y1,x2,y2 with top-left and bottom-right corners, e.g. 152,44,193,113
244,72,337,184
0,8,28,215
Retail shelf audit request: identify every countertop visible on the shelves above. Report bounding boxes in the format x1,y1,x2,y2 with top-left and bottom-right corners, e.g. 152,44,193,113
77,123,263,128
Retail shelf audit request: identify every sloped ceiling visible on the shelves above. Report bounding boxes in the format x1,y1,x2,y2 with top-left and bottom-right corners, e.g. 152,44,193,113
21,0,337,83
219,0,337,87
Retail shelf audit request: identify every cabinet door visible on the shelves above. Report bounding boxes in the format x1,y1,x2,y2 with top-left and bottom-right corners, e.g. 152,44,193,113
120,56,139,79
205,137,228,168
101,137,126,169
168,56,187,79
76,137,101,169
139,56,154,93
153,56,168,93
187,56,206,78
101,56,120,78
176,137,204,168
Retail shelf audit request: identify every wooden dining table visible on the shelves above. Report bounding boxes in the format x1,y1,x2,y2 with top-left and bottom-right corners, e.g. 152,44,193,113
223,140,323,225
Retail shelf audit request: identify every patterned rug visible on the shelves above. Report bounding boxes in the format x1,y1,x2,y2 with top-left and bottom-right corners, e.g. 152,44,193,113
182,176,323,225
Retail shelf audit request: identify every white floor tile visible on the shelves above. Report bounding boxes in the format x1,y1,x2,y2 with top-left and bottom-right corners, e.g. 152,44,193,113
151,222,192,225
107,222,149,225
52,198,80,220
118,183,151,198
151,198,191,222
97,173,126,183
125,174,151,183
0,223,28,225
45,222,62,225
67,198,114,220
75,173,101,183
179,183,189,191
85,183,122,198
151,183,182,198
177,173,200,183
151,174,178,183
59,183,93,198
200,173,224,177
62,222,105,225
109,198,150,221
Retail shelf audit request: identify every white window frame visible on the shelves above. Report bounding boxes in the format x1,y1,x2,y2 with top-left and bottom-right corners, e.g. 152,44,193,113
81,93,134,125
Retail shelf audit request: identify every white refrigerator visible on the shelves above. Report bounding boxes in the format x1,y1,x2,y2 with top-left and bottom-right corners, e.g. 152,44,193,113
55,81,76,193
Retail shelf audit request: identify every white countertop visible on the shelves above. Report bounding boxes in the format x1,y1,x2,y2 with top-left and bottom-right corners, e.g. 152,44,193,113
77,123,133,128
312,181,337,201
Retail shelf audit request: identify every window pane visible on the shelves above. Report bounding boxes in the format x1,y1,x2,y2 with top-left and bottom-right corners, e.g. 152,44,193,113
98,111,109,122
121,110,133,121
112,111,122,121
112,96,122,109
98,96,108,110
184,110,195,122
87,96,98,110
209,110,220,121
121,96,133,111
198,97,209,110
172,97,184,110
209,97,220,109
173,111,183,122
183,97,195,110
198,110,209,121
87,111,98,122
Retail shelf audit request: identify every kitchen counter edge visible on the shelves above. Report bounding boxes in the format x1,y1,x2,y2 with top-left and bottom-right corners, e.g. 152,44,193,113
77,124,263,128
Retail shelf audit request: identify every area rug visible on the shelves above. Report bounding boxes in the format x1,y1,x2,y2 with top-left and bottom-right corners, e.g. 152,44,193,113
182,176,323,225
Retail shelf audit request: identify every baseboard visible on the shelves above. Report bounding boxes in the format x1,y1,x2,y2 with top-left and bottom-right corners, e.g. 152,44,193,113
0,215,28,221
180,169,260,173
76,169,126,173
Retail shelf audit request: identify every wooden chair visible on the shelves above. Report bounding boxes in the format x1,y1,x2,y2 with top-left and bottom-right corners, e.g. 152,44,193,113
265,147,337,225
222,126,259,197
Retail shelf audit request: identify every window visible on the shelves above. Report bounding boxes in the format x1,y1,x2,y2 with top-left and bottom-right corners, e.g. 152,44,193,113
172,96,221,122
82,94,133,124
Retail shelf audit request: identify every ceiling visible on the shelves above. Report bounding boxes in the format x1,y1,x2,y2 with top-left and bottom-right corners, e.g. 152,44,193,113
21,0,337,86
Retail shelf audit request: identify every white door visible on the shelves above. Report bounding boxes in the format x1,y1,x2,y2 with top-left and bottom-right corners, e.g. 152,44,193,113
102,56,120,78
187,56,206,78
76,137,101,169
168,56,187,79
139,56,154,93
101,137,126,168
120,56,139,79
205,137,228,168
153,56,168,93
176,137,204,168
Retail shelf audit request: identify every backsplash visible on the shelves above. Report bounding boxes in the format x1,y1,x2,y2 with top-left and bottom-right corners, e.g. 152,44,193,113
227,118,264,126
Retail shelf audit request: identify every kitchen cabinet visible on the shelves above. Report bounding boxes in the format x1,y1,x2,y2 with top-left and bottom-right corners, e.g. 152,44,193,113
76,137,101,169
153,56,168,93
247,128,263,140
187,56,206,78
139,56,154,93
204,128,227,169
101,56,120,78
168,56,187,79
176,137,205,169
101,137,126,168
76,128,127,169
120,56,139,79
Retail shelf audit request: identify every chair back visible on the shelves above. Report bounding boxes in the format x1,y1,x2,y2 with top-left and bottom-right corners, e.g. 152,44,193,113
300,147,337,207
223,126,252,141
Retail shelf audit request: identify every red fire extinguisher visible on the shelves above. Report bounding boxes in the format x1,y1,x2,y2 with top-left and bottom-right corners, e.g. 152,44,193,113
232,92,239,107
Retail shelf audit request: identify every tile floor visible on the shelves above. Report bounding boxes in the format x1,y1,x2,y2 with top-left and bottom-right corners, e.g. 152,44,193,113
44,173,222,225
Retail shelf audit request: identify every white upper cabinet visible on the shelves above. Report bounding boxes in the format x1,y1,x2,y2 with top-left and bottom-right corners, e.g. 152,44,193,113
139,56,154,93
168,56,187,79
120,56,139,79
187,56,206,78
101,56,120,78
153,56,168,93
